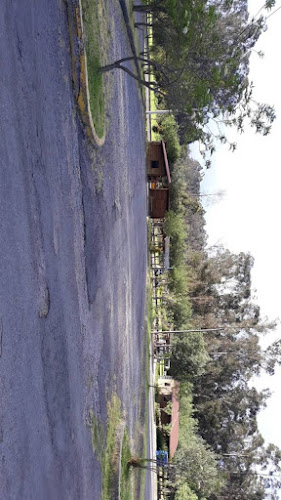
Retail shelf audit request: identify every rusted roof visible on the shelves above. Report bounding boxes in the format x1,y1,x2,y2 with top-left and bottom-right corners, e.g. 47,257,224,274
161,140,171,184
164,236,170,270
169,383,180,459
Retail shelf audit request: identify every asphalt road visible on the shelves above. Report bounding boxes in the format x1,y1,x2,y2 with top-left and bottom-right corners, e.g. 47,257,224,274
0,0,148,498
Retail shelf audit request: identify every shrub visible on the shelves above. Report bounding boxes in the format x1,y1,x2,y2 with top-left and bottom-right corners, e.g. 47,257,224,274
156,114,181,164
175,483,200,500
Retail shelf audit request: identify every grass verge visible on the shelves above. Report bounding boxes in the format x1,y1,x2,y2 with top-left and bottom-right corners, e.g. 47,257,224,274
146,13,158,140
81,0,104,138
88,393,132,500
120,429,132,500
102,394,123,499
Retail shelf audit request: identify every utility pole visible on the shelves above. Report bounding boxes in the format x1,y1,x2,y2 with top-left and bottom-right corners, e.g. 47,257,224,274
151,327,224,335
146,110,172,115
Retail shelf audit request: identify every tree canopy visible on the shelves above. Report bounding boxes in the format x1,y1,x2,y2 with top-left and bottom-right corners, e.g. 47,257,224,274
149,0,276,154
101,0,277,159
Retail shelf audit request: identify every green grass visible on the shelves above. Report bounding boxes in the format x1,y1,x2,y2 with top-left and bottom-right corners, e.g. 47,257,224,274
145,13,159,140
88,394,132,500
120,429,132,500
159,360,165,377
102,394,123,499
81,0,105,138
88,409,104,452
150,87,159,141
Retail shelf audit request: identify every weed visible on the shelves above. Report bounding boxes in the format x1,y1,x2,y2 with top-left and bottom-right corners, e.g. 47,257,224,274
87,409,104,453
81,0,105,138
120,429,132,500
87,394,133,499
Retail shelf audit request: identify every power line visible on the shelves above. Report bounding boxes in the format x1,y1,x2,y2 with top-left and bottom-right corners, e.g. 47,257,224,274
266,4,281,20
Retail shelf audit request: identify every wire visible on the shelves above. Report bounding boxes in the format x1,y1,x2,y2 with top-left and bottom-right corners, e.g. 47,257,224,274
266,4,281,20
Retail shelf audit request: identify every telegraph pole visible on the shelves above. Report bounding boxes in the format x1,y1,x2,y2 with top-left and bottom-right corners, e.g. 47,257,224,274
151,327,224,335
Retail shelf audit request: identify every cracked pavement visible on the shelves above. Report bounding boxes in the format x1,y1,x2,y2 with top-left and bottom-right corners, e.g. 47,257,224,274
0,0,148,498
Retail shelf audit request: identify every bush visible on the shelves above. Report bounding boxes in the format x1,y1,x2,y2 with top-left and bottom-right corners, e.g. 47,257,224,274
155,114,181,164
175,483,200,500
170,332,209,381
172,437,224,499
164,211,187,268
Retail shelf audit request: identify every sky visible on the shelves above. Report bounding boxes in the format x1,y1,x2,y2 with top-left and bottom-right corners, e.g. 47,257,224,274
191,0,281,453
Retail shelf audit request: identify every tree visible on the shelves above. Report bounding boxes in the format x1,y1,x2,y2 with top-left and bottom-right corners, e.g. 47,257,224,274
264,338,281,375
174,483,200,500
171,437,225,498
100,0,276,159
170,331,209,381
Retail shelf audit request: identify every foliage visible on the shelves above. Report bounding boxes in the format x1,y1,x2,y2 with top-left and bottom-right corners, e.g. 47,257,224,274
164,210,187,266
174,483,201,500
162,399,173,416
163,209,194,326
87,394,132,500
162,423,172,435
162,150,208,328
120,430,132,500
173,439,224,498
131,0,276,161
177,383,196,437
153,113,181,164
170,332,209,381
100,1,277,160
162,386,224,499
102,394,123,499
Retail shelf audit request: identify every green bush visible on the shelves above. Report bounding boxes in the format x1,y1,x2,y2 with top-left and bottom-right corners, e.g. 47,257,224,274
170,332,209,381
173,437,224,499
175,483,201,500
164,211,187,268
155,114,181,164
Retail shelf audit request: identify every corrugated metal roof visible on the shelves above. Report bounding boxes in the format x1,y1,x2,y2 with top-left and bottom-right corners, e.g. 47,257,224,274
169,383,180,459
161,140,171,184
164,236,170,270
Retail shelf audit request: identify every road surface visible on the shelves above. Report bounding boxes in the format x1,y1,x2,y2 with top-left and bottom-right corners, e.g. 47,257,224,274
0,0,148,498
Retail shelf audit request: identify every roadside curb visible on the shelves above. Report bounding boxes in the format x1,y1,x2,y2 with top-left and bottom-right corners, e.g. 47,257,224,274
66,0,105,146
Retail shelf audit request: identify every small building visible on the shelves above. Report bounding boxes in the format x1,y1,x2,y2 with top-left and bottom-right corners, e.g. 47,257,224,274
147,140,171,183
158,377,180,459
164,236,170,271
149,188,169,219
147,141,171,219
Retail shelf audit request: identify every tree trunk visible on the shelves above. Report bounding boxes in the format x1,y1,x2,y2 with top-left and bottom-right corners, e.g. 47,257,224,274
135,23,153,28
99,61,163,94
133,1,164,13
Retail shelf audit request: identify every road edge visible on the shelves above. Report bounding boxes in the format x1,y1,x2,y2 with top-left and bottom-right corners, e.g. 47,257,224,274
66,0,105,147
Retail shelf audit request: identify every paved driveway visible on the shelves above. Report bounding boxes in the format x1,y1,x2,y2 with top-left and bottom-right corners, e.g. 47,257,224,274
0,0,147,498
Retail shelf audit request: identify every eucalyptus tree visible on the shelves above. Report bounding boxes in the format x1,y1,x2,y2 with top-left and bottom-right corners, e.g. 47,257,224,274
100,0,276,159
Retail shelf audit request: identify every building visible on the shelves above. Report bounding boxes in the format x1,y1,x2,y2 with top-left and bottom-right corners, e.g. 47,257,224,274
147,141,171,183
147,141,171,219
157,377,180,459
